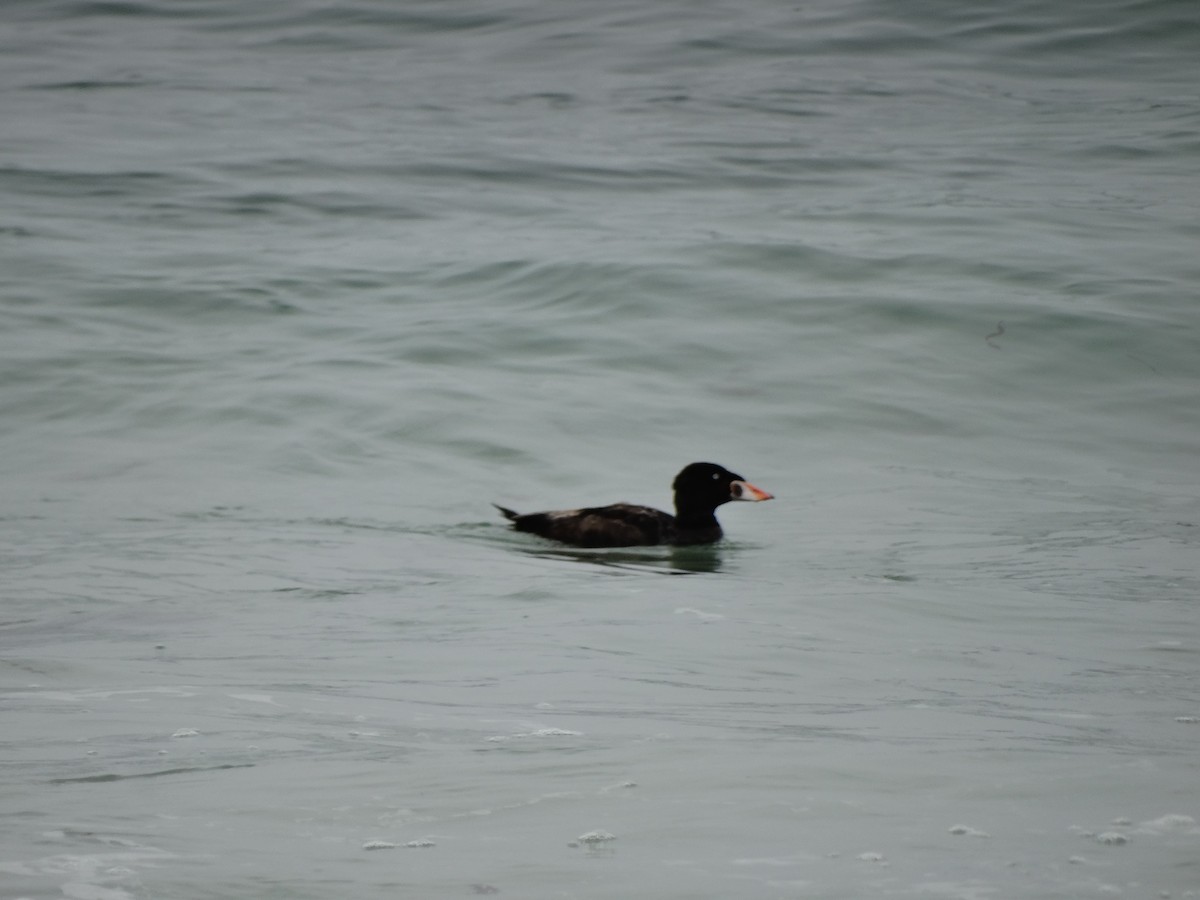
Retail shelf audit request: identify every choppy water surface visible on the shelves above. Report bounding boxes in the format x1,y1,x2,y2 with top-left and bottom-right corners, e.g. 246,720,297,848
2,0,1198,897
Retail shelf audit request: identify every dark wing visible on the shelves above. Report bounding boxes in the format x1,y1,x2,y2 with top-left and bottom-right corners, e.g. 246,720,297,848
501,503,675,548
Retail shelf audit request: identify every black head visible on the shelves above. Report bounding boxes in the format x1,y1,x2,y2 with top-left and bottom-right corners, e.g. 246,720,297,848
672,462,773,512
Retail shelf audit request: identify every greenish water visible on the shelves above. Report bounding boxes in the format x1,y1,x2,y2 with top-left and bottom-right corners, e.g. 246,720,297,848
2,0,1198,897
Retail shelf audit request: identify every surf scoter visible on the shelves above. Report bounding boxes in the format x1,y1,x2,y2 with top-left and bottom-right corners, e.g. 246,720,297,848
494,462,773,548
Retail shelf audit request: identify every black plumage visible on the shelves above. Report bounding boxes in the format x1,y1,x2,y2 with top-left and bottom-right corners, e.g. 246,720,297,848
495,462,772,548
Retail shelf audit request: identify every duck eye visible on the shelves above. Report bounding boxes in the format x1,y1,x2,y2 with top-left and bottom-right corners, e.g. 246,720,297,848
712,472,720,480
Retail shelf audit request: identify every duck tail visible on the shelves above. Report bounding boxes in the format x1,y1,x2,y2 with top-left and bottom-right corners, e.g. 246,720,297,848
493,503,520,521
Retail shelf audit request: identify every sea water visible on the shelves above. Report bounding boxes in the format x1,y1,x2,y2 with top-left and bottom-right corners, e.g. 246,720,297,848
2,0,1198,897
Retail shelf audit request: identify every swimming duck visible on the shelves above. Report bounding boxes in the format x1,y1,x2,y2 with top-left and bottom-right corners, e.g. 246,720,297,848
494,462,772,548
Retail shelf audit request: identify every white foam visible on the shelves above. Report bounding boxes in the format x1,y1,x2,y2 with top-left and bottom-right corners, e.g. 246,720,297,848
1094,832,1129,845
486,727,581,741
0,844,173,895
948,824,991,838
910,882,1000,900
732,857,802,866
362,840,396,851
598,781,637,793
1136,814,1197,835
856,852,886,863
227,693,282,706
62,884,132,900
100,687,202,701
674,607,725,621
577,830,616,844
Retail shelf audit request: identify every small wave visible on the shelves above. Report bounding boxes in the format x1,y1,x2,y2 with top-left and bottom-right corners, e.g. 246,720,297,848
49,763,254,784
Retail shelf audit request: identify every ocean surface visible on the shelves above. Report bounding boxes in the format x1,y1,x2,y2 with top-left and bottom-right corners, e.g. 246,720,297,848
2,0,1199,897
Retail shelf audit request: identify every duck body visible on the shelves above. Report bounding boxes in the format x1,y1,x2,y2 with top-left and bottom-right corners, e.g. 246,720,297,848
494,462,772,548
493,502,713,548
